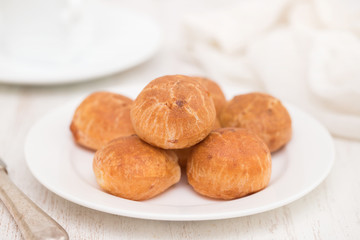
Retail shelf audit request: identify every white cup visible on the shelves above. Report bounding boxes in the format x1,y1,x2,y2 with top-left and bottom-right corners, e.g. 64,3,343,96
0,0,92,64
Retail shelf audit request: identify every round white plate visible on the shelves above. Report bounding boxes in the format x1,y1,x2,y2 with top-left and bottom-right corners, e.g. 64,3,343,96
25,85,335,221
0,4,161,85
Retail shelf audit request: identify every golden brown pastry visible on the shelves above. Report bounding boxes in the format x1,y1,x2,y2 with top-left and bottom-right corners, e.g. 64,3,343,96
187,128,271,200
70,91,135,150
214,118,221,129
131,75,216,149
93,135,181,201
192,77,227,117
175,118,221,169
219,92,292,152
174,148,192,168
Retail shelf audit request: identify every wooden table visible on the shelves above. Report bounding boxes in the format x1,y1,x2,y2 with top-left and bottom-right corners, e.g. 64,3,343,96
1,1,360,239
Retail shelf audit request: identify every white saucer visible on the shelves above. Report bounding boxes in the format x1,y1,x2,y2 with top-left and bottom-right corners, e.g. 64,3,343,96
0,4,161,85
25,85,335,221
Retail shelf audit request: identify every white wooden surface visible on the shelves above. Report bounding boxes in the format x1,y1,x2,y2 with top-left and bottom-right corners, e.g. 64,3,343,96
0,1,360,239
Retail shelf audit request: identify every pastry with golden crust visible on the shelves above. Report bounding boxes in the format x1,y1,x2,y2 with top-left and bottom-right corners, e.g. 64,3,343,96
93,135,181,201
131,75,216,149
70,91,135,150
187,128,271,200
192,77,227,117
174,147,192,169
175,118,221,169
220,92,292,152
214,118,221,129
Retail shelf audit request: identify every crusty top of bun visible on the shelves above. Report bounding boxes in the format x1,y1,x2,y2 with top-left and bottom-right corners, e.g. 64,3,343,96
187,128,271,200
220,92,292,152
131,75,216,149
70,91,135,150
93,135,180,201
192,77,227,117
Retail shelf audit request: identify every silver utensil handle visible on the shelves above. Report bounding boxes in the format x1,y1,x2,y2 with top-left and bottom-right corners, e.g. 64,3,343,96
0,170,69,240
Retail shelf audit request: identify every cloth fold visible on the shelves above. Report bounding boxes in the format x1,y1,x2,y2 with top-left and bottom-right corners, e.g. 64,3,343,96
184,0,360,140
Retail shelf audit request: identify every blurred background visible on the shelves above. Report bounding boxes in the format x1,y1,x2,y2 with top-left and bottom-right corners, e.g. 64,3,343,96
0,0,359,138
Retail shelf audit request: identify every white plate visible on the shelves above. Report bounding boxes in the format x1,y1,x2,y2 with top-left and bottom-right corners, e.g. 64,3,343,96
0,4,161,85
25,85,335,221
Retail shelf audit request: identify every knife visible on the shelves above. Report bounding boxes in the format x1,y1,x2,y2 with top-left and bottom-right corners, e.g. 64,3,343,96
0,158,69,240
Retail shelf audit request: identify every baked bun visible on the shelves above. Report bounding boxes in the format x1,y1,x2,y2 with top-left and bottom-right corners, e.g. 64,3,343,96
131,75,216,149
220,92,292,152
70,92,135,150
93,135,181,201
187,128,271,200
193,77,227,117
175,119,221,169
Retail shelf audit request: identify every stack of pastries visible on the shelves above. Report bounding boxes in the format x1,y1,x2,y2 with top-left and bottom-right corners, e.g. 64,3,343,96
70,75,292,201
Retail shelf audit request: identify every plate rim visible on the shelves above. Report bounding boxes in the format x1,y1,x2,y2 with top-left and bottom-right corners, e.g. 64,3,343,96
0,7,161,85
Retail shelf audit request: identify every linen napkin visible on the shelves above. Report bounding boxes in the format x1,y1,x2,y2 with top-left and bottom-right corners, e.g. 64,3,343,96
184,0,360,140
